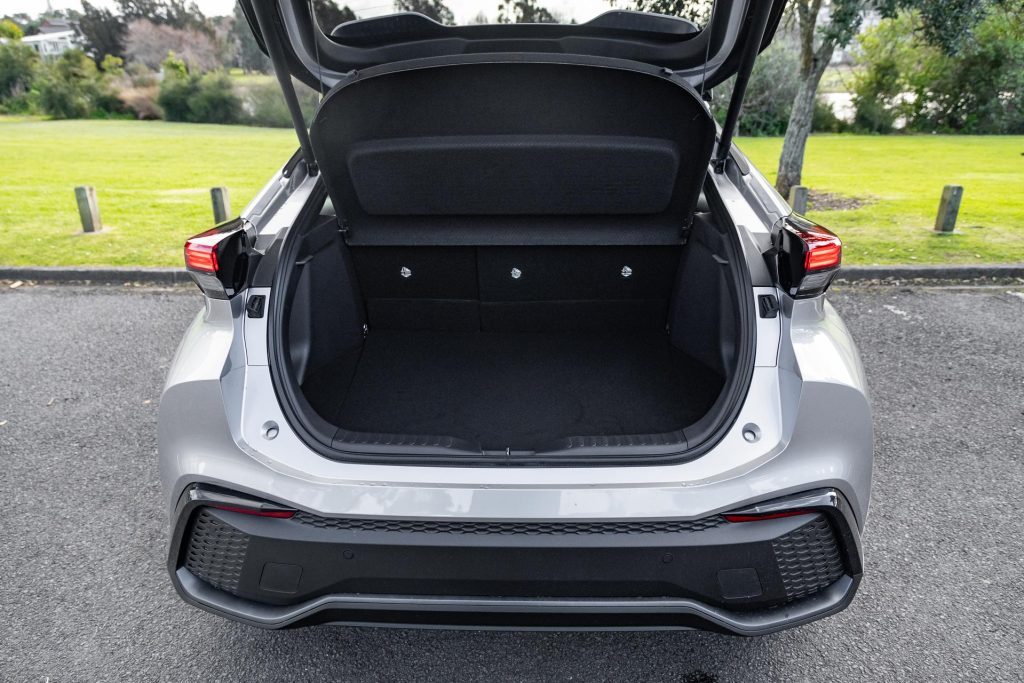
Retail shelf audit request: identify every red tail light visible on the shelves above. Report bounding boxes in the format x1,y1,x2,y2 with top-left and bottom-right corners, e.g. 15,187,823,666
802,232,843,272
183,219,249,299
209,504,296,519
772,216,842,298
723,509,814,523
184,239,219,273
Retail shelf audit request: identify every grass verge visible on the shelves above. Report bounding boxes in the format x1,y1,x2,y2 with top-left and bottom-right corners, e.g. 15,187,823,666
0,119,295,267
737,134,1024,265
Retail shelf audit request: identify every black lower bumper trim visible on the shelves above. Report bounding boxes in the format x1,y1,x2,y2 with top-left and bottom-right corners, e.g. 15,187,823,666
168,486,863,634
175,568,858,635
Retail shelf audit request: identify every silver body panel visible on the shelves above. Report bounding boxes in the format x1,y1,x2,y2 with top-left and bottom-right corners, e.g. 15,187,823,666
158,159,873,529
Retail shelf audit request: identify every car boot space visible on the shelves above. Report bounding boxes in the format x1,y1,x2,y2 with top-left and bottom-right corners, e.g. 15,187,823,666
277,58,745,460
301,328,724,452
286,232,739,455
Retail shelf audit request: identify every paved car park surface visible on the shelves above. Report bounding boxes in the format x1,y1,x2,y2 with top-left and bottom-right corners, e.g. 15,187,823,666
1,283,1022,681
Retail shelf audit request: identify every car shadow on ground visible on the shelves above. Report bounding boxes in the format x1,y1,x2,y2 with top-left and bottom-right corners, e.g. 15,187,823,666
210,619,798,680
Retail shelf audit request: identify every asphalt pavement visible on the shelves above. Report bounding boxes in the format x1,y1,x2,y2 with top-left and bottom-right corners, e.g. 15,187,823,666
1,283,1022,681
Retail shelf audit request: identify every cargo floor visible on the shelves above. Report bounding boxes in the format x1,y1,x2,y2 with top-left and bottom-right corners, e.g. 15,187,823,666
303,330,723,452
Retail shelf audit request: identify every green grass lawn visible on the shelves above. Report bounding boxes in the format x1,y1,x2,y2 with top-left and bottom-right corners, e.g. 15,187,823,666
1,118,1021,267
0,119,296,267
736,135,1024,265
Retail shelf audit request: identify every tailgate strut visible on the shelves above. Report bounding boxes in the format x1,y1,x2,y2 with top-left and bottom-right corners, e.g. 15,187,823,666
251,0,319,175
712,0,775,174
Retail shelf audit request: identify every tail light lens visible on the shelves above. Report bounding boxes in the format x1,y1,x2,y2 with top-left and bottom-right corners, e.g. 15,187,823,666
184,239,219,273
772,216,842,298
184,218,250,299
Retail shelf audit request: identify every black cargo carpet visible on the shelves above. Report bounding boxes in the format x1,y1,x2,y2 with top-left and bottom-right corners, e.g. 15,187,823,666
305,330,723,452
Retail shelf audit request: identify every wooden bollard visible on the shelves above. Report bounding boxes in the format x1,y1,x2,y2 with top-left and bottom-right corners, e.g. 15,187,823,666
788,185,809,214
74,185,101,233
934,185,963,233
211,186,231,224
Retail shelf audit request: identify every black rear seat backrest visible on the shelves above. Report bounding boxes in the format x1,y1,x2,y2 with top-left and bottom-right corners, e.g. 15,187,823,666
349,245,682,332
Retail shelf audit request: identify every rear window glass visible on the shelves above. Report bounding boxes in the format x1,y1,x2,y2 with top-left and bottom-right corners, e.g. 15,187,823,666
319,0,714,28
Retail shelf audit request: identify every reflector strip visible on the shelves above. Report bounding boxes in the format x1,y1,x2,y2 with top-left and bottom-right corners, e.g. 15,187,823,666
723,509,814,523
209,504,295,519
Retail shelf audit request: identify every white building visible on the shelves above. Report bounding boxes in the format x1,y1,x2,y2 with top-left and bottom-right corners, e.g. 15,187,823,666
21,29,79,61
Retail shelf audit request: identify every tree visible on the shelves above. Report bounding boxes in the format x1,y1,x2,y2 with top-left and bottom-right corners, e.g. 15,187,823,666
208,14,239,70
230,3,270,72
116,0,209,33
6,13,35,35
711,42,802,136
774,0,1005,196
774,0,870,198
78,1,127,61
497,0,558,23
0,18,24,39
310,0,357,33
396,0,455,25
852,5,1024,134
124,19,219,71
907,0,998,54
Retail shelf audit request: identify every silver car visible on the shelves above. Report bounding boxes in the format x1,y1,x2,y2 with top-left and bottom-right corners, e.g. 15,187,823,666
159,0,871,635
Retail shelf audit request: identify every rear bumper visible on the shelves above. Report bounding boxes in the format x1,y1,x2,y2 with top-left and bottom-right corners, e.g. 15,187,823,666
168,486,863,635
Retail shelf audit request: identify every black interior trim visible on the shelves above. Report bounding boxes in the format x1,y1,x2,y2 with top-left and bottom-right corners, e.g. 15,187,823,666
347,135,680,216
309,56,716,249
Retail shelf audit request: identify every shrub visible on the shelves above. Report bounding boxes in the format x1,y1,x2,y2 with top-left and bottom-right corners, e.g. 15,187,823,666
100,54,124,77
118,85,162,119
156,71,194,121
158,60,243,124
38,77,91,118
0,41,39,104
813,99,849,133
186,73,242,124
37,49,123,119
125,61,157,87
243,81,292,127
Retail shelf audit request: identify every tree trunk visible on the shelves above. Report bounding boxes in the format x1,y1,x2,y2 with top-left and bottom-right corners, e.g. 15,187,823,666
774,7,839,200
775,45,835,199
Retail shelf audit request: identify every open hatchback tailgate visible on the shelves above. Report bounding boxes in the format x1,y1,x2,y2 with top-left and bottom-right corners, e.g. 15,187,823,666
238,0,787,92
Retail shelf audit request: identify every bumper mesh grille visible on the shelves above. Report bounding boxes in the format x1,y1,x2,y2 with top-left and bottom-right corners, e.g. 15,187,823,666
772,517,845,601
184,509,249,594
292,511,725,535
